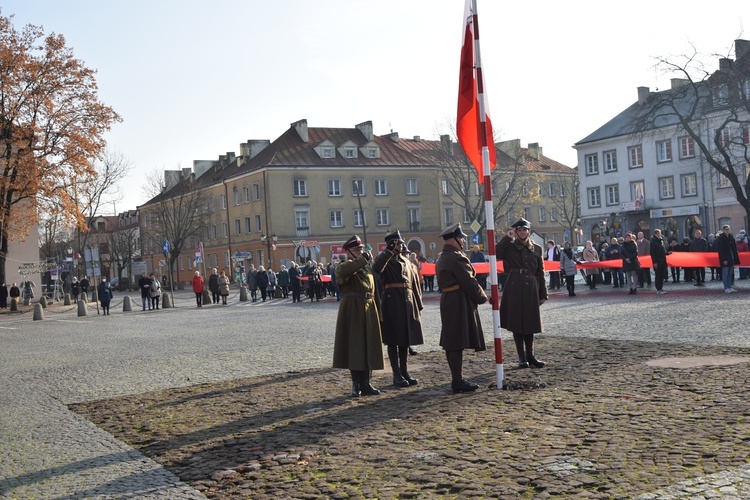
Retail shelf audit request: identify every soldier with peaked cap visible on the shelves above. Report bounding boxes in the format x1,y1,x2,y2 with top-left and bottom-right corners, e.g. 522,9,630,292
333,235,385,397
496,218,548,369
372,230,424,388
435,223,488,393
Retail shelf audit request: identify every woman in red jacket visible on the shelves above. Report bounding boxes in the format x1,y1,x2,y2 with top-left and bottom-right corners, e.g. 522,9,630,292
192,271,205,307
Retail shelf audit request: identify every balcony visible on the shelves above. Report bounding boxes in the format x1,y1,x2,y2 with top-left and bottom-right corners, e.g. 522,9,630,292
296,227,310,237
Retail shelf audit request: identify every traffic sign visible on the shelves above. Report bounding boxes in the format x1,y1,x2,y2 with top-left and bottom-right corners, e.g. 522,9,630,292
471,233,482,245
162,240,171,255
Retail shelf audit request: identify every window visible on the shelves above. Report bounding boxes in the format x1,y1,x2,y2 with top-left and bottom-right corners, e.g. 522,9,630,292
352,179,365,196
234,219,241,235
330,210,343,228
604,150,617,172
560,183,566,197
523,207,531,220
538,207,546,222
444,206,454,226
718,174,732,189
407,207,420,232
211,224,217,240
716,128,730,148
353,209,366,227
209,196,216,213
406,178,418,195
537,183,545,197
659,177,675,199
344,148,355,158
441,178,452,195
295,210,309,229
322,147,334,158
244,217,252,233
221,222,228,238
587,187,601,208
550,208,558,222
463,208,471,224
213,253,219,268
679,137,695,159
521,184,529,196
243,186,250,203
293,179,307,197
328,179,342,196
585,154,599,175
548,182,557,197
254,215,261,232
605,184,619,205
376,208,389,226
628,145,643,168
368,148,377,158
741,125,750,145
252,183,260,201
714,83,729,106
681,173,697,197
656,140,672,163
375,179,388,196
233,187,240,206
631,181,645,203
220,194,227,210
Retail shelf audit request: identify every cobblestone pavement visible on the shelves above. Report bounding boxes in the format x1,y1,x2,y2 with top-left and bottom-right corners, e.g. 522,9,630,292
1,278,749,498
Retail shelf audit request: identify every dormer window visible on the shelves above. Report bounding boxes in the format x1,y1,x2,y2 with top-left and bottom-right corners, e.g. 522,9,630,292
368,148,376,158
322,147,334,158
345,148,355,158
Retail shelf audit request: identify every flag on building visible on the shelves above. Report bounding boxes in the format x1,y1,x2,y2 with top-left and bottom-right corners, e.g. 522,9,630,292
456,0,496,183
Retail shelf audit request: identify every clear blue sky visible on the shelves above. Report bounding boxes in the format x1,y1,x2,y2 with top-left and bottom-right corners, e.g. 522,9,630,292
2,1,747,213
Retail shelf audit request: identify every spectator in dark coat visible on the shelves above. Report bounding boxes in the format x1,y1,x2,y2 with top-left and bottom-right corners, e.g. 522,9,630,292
256,266,269,302
689,230,708,286
208,268,220,304
650,229,669,295
97,277,113,315
716,225,740,293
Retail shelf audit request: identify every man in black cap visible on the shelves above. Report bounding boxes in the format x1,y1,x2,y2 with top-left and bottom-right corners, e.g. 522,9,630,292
435,223,488,393
332,235,384,397
373,230,424,387
496,218,548,368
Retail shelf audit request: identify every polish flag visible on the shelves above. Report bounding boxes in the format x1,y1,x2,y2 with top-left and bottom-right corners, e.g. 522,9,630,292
456,0,496,183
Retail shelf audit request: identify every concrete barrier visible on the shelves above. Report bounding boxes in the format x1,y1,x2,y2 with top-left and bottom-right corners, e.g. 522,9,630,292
240,286,248,302
33,303,44,320
39,296,48,309
10,298,18,311
77,300,88,317
64,293,72,306
162,293,172,308
123,295,132,312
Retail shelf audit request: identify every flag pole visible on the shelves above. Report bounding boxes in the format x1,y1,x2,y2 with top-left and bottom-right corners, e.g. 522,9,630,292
459,0,503,388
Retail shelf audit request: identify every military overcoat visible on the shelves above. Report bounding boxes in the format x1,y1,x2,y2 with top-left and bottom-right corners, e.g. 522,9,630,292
435,245,487,351
496,235,547,335
332,255,385,371
372,249,424,346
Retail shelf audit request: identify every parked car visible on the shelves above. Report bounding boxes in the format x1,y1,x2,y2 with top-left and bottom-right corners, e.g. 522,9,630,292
109,277,129,292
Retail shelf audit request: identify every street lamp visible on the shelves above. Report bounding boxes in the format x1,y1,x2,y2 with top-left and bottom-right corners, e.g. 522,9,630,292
260,233,278,267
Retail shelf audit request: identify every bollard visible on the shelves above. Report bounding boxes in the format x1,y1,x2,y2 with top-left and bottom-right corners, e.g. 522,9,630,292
81,293,88,303
203,289,211,305
10,298,18,311
64,293,72,306
162,293,172,308
123,295,132,312
77,300,88,317
23,297,30,306
240,286,248,302
39,296,48,309
33,303,44,320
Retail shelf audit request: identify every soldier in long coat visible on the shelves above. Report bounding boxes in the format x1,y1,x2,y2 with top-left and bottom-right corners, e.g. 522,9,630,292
435,223,487,393
373,230,424,387
496,218,548,369
333,235,384,397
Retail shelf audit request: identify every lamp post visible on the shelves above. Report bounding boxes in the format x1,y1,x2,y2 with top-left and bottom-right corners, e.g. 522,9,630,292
260,233,278,268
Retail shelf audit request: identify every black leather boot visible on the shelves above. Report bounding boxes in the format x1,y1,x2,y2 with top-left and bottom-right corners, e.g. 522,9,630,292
401,369,418,385
360,371,381,396
350,370,361,397
389,346,409,387
527,355,546,368
452,379,479,393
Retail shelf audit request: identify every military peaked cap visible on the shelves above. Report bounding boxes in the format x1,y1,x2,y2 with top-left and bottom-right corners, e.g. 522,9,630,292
440,223,468,240
343,235,364,250
511,218,531,229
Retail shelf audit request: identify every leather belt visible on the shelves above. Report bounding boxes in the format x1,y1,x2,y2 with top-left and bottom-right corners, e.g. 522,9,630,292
384,283,411,289
441,284,460,292
507,268,529,275
343,292,374,299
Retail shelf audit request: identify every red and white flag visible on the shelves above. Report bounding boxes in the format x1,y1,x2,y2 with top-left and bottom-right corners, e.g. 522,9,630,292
456,0,496,183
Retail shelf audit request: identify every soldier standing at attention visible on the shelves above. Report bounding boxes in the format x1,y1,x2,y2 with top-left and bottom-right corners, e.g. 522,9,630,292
332,235,384,397
496,218,548,369
373,230,424,388
435,223,488,393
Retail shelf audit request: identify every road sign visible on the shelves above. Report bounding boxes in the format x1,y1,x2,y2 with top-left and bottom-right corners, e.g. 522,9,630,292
471,233,482,245
162,240,171,255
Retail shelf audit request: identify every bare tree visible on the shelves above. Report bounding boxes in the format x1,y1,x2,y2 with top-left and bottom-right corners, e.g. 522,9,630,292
629,41,750,225
543,169,581,243
107,224,139,291
140,168,208,284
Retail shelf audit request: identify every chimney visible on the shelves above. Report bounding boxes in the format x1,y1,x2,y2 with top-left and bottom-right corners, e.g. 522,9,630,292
193,160,213,178
240,140,271,160
498,139,521,159
164,170,181,191
413,136,421,141
637,86,650,105
719,58,733,72
291,119,308,142
528,142,542,160
355,121,374,141
736,39,750,61
383,132,399,142
671,78,689,90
